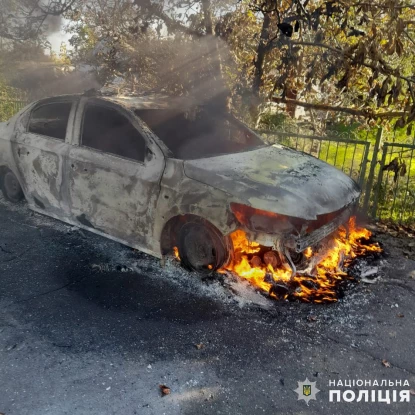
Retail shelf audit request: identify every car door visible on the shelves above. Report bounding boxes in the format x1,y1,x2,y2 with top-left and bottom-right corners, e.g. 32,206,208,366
67,97,165,250
13,97,77,218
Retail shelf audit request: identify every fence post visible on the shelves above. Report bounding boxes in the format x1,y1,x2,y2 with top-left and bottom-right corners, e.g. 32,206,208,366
371,144,388,219
362,127,382,214
358,142,370,187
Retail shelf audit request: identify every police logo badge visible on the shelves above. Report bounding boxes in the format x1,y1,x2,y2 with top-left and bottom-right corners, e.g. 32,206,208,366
294,378,320,405
303,385,312,396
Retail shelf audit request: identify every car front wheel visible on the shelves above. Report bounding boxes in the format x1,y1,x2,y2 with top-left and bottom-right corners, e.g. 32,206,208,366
1,169,24,203
178,221,231,273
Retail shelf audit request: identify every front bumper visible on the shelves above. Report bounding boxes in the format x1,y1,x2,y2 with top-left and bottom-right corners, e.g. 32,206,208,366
244,203,356,253
284,204,354,253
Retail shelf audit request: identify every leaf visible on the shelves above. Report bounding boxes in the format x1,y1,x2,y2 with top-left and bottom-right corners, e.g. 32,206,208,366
387,94,393,106
195,343,204,350
399,162,407,177
381,359,391,368
320,65,336,83
370,83,380,98
354,42,366,65
277,23,293,37
336,67,351,90
378,77,391,106
386,35,396,55
368,42,379,61
159,384,171,396
407,106,415,123
382,157,399,171
395,38,404,57
391,78,402,103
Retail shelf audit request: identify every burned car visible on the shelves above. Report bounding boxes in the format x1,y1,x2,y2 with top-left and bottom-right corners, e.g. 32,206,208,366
0,93,360,275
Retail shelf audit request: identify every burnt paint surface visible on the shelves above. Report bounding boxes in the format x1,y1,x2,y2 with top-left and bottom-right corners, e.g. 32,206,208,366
67,148,163,249
0,94,359,260
153,159,238,245
184,145,360,220
64,97,169,255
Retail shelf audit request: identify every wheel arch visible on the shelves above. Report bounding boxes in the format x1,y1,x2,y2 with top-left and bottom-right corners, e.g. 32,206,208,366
0,165,8,179
0,165,23,187
160,213,234,256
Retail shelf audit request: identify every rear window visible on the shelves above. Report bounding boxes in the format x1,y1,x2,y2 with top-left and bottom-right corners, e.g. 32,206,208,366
134,107,264,160
28,102,72,140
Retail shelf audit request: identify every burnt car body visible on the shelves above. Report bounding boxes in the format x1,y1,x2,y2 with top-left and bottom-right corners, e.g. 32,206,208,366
0,93,360,273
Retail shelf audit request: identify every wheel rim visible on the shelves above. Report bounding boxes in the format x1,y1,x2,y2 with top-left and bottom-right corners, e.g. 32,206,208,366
179,223,227,271
4,172,20,198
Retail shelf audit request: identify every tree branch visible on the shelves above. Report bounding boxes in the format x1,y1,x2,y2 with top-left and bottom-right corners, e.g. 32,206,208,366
38,0,77,16
138,0,204,37
272,96,406,118
281,40,415,85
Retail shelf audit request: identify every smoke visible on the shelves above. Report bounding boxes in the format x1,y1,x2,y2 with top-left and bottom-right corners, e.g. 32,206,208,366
10,64,101,100
102,35,235,110
44,15,63,36
7,27,248,110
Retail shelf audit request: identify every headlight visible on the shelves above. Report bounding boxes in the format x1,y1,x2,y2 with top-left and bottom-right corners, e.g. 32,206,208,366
230,202,295,234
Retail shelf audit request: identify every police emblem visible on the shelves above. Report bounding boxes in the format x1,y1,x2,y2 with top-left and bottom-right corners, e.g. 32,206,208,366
294,378,320,405
303,385,311,396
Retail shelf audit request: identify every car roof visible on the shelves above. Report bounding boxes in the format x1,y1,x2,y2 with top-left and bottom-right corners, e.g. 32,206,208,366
102,95,174,110
38,93,193,111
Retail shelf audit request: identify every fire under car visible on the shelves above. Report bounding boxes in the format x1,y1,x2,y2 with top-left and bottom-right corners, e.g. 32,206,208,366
0,93,360,275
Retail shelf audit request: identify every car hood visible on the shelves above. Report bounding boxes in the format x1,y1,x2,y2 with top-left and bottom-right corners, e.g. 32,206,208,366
183,145,360,220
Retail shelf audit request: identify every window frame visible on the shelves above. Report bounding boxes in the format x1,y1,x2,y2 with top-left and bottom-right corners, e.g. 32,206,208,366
79,99,149,165
26,98,75,142
133,107,266,161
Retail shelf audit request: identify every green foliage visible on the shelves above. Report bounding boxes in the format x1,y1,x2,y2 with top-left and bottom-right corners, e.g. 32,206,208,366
0,79,27,122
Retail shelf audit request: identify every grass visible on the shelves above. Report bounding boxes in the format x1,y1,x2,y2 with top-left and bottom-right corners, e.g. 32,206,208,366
374,146,415,224
0,99,27,122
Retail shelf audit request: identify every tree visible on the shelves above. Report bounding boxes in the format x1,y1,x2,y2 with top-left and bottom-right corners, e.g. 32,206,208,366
0,0,76,42
232,0,415,128
66,0,233,110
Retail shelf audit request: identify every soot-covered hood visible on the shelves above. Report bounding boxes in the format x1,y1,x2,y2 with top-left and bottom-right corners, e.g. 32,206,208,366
183,144,360,220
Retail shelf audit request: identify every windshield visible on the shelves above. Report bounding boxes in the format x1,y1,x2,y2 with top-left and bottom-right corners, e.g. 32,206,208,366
134,107,264,160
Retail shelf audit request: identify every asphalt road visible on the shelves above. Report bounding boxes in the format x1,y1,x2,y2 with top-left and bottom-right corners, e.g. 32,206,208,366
0,197,414,415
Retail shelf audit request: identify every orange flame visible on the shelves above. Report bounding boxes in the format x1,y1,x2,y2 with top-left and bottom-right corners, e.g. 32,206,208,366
222,217,382,303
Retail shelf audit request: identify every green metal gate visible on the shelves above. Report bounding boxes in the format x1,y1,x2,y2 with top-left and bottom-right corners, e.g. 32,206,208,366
372,140,415,224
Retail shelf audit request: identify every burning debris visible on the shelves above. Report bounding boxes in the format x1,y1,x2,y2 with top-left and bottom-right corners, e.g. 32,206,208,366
172,217,382,304
220,217,382,303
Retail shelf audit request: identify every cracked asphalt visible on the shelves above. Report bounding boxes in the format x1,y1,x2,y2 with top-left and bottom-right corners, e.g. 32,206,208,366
0,197,414,415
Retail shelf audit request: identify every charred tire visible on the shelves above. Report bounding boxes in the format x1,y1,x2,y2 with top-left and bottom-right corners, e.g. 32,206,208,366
1,169,24,203
178,221,231,273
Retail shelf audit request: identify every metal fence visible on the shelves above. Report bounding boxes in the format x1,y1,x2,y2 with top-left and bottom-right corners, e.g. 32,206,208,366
258,129,414,224
0,98,28,122
372,141,415,223
257,130,371,187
